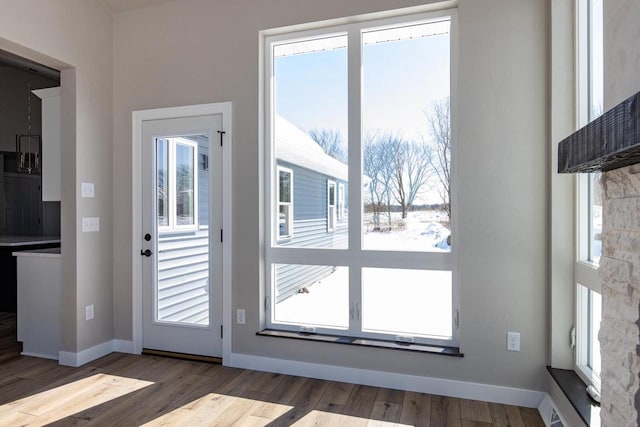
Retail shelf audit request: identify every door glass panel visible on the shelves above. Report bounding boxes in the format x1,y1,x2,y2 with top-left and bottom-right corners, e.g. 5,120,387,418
362,268,452,338
273,264,348,329
155,135,210,326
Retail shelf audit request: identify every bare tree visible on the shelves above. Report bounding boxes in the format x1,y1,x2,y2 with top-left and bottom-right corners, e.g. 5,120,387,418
363,133,395,230
426,97,451,219
405,141,434,210
390,139,434,219
365,133,434,226
309,129,347,163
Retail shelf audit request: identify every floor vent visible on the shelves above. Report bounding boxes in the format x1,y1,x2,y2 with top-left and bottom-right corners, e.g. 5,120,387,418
538,394,567,427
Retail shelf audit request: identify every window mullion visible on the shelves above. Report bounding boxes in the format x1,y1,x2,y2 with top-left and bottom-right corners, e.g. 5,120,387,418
347,27,362,254
347,27,363,335
349,266,362,335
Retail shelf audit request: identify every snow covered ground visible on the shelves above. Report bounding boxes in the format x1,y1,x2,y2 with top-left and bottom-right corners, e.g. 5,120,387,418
275,211,453,338
275,267,452,338
363,210,451,252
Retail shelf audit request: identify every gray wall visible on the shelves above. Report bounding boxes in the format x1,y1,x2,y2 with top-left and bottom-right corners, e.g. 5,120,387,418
113,0,548,391
0,0,113,353
548,0,576,371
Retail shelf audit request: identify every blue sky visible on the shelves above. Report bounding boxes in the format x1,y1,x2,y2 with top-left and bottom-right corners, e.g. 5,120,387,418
274,32,450,144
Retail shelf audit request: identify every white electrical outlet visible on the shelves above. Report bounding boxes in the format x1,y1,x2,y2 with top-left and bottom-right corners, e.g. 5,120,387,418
86,304,94,320
507,331,520,352
82,217,100,232
236,309,246,325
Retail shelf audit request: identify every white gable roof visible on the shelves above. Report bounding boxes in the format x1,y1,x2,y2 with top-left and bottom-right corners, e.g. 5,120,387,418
275,115,348,181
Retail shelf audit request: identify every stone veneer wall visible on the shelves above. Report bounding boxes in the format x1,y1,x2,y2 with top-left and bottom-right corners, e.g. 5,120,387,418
599,164,640,427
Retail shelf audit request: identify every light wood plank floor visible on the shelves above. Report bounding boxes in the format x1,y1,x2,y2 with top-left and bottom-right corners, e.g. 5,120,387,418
0,313,545,426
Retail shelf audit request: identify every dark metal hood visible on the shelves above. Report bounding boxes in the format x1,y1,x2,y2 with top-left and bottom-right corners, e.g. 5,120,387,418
558,91,640,173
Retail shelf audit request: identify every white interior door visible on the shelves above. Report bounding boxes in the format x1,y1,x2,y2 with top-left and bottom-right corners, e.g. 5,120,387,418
141,114,223,357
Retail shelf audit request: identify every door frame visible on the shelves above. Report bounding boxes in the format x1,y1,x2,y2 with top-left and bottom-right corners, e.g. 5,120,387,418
131,102,232,362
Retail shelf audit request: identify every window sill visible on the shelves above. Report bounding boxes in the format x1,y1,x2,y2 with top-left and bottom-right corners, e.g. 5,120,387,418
257,329,463,357
547,366,600,426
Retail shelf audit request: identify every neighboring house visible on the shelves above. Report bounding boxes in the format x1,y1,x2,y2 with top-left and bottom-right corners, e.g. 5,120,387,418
274,116,348,303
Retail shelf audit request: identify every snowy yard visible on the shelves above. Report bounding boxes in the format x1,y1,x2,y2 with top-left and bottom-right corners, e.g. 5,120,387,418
363,210,450,252
275,267,452,338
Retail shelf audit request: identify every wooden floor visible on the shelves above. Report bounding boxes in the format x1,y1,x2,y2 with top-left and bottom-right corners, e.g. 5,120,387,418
0,313,545,426
0,311,22,363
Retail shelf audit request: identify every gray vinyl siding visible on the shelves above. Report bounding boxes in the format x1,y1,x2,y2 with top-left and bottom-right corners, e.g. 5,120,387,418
157,230,209,324
275,160,348,303
274,264,335,303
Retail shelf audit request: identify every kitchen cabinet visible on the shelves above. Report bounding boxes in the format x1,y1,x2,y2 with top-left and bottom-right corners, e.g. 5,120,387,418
14,247,61,360
32,87,61,201
0,237,61,312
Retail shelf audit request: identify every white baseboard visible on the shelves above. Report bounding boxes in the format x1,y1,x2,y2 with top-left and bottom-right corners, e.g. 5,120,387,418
113,339,135,354
58,339,136,367
21,351,58,361
227,353,545,408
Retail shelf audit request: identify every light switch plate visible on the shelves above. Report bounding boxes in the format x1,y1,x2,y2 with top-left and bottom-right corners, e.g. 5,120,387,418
236,309,246,325
82,217,100,232
86,304,94,320
81,182,95,198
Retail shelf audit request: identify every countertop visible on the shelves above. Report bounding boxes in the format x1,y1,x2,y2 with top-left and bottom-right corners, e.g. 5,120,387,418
13,247,61,258
0,236,61,247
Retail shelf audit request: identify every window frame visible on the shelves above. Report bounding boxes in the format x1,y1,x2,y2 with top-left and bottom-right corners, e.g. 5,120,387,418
338,182,346,220
157,137,199,233
263,8,459,347
574,0,602,390
277,165,294,240
327,180,337,232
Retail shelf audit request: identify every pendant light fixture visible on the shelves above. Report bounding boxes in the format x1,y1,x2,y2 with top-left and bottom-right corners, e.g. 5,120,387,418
16,80,41,174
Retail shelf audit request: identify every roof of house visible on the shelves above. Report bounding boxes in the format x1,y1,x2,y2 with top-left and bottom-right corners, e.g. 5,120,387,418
275,115,348,181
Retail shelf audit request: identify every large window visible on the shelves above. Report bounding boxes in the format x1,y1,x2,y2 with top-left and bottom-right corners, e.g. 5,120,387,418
264,10,458,346
575,0,602,391
157,137,198,231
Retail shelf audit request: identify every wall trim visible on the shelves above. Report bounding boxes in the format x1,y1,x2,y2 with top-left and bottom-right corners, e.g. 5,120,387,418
227,352,546,409
21,351,58,361
58,339,135,367
113,339,135,354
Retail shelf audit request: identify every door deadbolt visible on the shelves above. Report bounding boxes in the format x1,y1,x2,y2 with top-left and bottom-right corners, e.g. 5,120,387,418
144,233,152,241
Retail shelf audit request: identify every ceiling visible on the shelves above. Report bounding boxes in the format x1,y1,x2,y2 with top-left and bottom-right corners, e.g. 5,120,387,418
103,0,173,13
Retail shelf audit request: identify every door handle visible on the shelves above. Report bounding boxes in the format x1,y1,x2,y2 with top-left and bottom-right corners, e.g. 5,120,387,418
140,249,153,257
